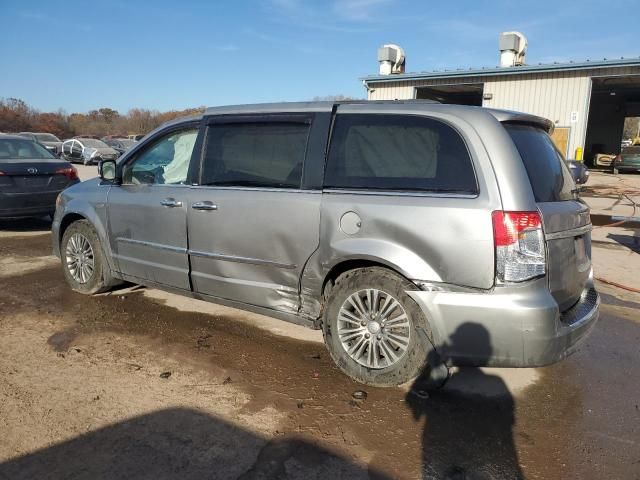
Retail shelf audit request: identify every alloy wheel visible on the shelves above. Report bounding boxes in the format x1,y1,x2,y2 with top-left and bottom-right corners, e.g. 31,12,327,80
337,289,411,369
65,233,95,284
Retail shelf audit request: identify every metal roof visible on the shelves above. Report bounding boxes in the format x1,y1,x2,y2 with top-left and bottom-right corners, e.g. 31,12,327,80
362,57,640,84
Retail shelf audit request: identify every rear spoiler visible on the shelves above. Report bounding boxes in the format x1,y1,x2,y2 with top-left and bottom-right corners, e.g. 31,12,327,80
485,108,555,134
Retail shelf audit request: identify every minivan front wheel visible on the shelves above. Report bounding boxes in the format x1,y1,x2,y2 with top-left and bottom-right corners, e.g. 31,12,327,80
61,220,112,294
323,267,435,387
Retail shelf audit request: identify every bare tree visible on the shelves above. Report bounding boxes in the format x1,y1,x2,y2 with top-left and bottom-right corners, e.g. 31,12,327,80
0,97,204,139
623,117,640,141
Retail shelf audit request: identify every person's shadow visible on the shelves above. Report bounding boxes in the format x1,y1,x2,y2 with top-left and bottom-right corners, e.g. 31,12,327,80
406,323,524,480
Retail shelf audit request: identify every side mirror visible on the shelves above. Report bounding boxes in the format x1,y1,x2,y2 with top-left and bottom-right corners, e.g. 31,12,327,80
99,159,117,182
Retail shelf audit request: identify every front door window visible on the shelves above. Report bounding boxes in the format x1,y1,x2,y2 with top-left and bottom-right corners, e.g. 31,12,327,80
122,129,197,185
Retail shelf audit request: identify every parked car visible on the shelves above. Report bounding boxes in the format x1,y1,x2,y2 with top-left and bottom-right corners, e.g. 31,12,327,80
61,138,119,165
594,153,616,167
73,135,101,139
613,146,640,173
0,134,79,218
52,101,599,387
102,138,137,156
566,160,589,184
17,132,63,156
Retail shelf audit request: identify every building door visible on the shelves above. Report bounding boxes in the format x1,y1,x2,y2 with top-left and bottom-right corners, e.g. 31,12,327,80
550,127,570,158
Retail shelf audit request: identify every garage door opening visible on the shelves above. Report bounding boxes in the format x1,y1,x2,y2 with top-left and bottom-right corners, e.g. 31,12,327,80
415,84,484,106
584,75,640,167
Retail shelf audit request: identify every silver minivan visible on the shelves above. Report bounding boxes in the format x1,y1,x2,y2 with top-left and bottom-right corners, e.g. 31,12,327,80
52,101,599,387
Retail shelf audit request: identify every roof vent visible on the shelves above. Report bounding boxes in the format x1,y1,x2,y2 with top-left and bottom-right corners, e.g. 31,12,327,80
377,44,405,75
499,32,527,67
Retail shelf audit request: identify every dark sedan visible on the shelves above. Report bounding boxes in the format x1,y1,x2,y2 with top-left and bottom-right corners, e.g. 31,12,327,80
566,160,589,184
102,137,137,156
0,134,79,218
18,132,63,156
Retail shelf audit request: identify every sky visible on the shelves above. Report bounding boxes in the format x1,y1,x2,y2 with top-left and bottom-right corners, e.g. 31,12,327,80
1,0,638,114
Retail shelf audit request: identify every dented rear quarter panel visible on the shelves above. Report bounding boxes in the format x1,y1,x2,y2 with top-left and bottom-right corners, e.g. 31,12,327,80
300,104,506,315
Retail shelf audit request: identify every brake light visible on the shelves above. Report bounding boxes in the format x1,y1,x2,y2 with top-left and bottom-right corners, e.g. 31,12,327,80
614,155,622,164
0,171,5,175
55,166,79,180
492,211,546,282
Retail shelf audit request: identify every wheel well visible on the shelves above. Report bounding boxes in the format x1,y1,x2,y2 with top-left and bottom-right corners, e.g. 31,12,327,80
322,259,413,298
58,213,86,245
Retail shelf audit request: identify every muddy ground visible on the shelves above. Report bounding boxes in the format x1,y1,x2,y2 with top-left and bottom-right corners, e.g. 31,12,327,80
0,221,639,479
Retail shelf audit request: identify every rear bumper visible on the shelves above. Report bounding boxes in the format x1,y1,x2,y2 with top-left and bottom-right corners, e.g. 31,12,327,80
616,165,640,173
407,275,599,367
0,190,61,218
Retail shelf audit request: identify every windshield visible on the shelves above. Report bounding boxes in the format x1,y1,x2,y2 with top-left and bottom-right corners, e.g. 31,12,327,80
79,138,109,148
120,139,136,148
505,124,576,202
34,133,61,143
0,139,56,159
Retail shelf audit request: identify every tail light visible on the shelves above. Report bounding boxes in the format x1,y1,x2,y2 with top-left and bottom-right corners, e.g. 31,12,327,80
55,166,79,181
614,155,622,164
492,211,546,283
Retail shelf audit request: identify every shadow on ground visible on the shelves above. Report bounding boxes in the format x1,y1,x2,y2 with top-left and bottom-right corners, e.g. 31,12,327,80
0,407,383,480
607,232,640,254
0,216,51,232
405,323,523,480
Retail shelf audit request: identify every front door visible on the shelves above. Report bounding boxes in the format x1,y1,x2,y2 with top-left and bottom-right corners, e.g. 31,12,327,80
107,125,200,290
186,115,321,313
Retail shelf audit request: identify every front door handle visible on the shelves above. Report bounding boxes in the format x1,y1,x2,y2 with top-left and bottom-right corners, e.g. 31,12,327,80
160,198,182,208
192,201,218,211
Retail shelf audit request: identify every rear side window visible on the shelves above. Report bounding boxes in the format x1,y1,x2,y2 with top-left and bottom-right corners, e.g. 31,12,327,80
325,114,477,193
201,122,310,188
505,124,575,202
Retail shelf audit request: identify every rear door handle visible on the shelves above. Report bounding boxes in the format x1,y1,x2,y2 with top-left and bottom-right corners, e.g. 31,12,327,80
160,198,182,208
192,201,218,211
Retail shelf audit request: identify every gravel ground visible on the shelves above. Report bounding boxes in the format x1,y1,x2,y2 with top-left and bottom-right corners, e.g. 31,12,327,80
0,176,639,479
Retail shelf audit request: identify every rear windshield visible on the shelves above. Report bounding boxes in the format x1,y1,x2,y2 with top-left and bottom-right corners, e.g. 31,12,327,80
621,146,640,155
0,139,55,159
505,124,575,202
34,133,61,142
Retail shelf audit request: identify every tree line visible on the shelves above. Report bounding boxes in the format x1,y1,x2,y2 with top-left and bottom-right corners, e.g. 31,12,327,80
0,98,205,139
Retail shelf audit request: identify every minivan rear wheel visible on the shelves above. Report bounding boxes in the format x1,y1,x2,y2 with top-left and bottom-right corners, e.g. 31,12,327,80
322,267,435,387
61,220,113,294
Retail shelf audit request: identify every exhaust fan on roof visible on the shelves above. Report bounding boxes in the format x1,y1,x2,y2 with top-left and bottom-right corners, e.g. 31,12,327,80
499,32,527,67
378,44,405,75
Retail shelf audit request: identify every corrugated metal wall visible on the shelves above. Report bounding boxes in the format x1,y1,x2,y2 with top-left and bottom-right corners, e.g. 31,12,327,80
367,66,640,159
484,72,590,157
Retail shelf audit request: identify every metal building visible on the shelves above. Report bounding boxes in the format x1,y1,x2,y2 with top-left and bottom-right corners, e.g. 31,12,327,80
363,37,640,164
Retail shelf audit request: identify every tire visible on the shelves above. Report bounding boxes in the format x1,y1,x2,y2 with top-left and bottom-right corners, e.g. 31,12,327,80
322,267,435,387
61,220,114,294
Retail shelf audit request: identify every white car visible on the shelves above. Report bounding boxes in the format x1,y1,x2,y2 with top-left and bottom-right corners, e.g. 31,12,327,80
61,138,119,165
